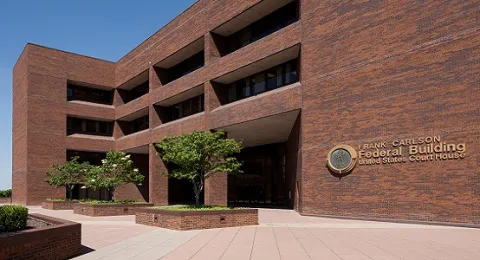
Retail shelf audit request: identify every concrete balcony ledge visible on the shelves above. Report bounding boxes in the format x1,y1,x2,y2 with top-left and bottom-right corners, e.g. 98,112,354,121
212,82,301,113
153,112,206,131
115,129,151,151
115,94,151,120
208,82,302,130
66,133,114,141
150,67,207,104
66,100,116,121
66,134,115,152
117,129,150,141
67,100,114,109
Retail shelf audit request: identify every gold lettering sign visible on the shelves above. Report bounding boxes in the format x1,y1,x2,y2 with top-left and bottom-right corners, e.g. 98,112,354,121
357,136,466,166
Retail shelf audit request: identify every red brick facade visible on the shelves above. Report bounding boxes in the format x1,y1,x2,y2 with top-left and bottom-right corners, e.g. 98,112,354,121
41,200,79,210
135,208,258,230
12,0,479,225
0,214,81,260
73,203,153,216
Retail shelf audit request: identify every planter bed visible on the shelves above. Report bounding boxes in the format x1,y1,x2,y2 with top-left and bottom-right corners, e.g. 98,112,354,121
136,207,258,230
0,214,81,260
42,200,79,210
73,203,153,216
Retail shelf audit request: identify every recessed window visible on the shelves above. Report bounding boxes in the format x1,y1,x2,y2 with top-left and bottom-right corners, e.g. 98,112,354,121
167,95,204,122
224,0,299,55
227,59,298,103
129,115,149,134
67,117,113,136
67,84,113,105
118,81,149,104
66,150,106,165
166,51,205,84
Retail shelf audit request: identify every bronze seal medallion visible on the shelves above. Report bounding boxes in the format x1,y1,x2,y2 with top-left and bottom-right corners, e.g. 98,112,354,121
326,144,358,174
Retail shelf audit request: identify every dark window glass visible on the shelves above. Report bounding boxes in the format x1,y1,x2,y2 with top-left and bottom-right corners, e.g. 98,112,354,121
285,60,298,85
167,95,205,122
67,84,113,105
66,150,106,166
67,117,113,136
167,51,205,83
225,1,299,55
130,115,149,134
122,81,149,104
227,59,298,104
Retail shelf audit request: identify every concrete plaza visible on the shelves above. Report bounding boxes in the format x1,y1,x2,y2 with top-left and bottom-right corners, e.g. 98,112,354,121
27,206,479,260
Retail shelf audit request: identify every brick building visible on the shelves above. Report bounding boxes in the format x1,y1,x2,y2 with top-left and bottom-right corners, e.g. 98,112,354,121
12,0,479,225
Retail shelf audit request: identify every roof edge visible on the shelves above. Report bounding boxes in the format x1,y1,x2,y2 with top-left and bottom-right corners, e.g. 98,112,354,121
116,0,201,63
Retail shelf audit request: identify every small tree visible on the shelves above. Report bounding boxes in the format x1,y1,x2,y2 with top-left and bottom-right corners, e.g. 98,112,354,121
155,130,242,206
45,157,90,200
85,150,144,200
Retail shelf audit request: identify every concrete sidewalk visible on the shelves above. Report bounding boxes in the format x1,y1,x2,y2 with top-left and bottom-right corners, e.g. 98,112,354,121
28,207,480,260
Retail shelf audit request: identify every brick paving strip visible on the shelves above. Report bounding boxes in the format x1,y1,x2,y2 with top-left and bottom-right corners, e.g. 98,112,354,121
25,207,480,260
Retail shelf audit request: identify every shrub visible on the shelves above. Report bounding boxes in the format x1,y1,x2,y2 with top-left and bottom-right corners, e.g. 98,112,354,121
155,130,242,206
46,157,90,200
86,151,144,200
0,189,12,198
81,200,144,205
0,205,28,232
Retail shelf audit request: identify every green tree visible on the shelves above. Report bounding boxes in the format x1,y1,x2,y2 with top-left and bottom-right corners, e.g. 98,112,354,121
45,157,90,200
85,150,144,200
155,131,242,206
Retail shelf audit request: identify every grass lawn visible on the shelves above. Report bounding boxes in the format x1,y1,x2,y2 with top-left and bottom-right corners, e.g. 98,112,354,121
151,205,241,211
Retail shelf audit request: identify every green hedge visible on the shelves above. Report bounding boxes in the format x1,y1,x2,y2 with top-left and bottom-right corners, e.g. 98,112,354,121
0,189,12,198
0,205,28,232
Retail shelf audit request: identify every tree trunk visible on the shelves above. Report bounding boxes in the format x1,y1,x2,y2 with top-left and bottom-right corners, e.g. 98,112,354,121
109,187,116,201
195,192,200,207
65,185,74,201
192,175,204,207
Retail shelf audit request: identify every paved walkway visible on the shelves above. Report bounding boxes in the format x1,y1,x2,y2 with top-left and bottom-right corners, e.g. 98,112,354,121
28,207,480,260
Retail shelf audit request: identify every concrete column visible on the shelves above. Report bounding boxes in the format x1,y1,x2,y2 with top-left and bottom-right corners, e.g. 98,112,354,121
204,173,228,206
149,144,168,205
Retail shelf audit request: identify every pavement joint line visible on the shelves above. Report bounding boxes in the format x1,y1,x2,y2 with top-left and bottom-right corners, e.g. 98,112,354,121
248,226,257,260
218,226,242,260
287,224,313,260
158,230,202,259
303,222,343,260
386,228,473,260
272,226,284,260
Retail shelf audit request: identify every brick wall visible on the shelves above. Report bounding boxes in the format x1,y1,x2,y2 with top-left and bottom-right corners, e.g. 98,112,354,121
41,200,79,210
12,0,479,225
0,213,81,260
73,203,153,216
0,197,11,204
135,208,258,230
299,0,480,225
204,174,228,206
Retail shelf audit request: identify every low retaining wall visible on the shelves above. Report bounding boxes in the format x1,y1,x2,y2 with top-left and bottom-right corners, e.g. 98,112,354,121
0,197,11,204
73,203,153,216
0,214,81,260
42,200,79,210
136,208,258,230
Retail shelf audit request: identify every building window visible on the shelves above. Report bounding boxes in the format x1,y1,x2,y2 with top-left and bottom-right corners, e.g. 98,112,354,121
66,150,106,166
168,95,204,122
120,81,149,104
227,59,298,103
67,84,113,105
167,51,205,83
67,117,113,136
225,1,299,55
129,115,149,134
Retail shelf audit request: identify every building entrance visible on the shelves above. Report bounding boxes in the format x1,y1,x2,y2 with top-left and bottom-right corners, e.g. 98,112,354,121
228,143,294,208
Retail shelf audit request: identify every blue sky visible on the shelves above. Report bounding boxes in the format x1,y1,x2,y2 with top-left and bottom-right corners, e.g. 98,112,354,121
0,0,196,190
